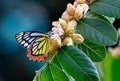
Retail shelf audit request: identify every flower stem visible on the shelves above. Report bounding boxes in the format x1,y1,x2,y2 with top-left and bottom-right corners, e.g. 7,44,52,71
49,52,57,63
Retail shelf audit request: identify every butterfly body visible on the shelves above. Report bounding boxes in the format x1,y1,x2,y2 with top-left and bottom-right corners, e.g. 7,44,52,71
15,31,50,62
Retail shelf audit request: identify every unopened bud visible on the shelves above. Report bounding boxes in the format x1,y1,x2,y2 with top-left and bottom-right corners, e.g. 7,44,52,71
80,4,89,15
76,0,87,4
61,11,73,23
68,20,77,27
65,20,77,35
73,2,78,8
59,18,67,30
67,3,75,16
74,5,83,20
65,27,74,36
72,34,84,43
52,21,59,27
49,36,61,54
63,37,73,46
86,0,95,4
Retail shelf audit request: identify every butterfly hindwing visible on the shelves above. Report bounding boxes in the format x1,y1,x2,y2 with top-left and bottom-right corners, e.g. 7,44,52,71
27,34,50,62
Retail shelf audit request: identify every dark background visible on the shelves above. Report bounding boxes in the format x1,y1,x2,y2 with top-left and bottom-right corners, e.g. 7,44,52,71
0,0,120,81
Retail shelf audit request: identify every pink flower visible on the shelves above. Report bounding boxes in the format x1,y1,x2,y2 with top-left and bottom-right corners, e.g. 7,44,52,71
51,23,64,39
77,3,89,15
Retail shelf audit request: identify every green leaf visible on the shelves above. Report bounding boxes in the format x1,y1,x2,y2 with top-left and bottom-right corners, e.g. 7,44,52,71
90,0,120,18
57,46,99,81
52,56,61,68
76,39,106,62
77,18,118,46
103,16,115,24
85,11,111,24
40,63,69,81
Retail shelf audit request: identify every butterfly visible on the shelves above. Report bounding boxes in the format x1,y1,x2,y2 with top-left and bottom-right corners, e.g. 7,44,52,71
15,31,51,62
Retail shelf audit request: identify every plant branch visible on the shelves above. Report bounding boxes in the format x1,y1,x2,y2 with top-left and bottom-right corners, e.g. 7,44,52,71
33,53,57,81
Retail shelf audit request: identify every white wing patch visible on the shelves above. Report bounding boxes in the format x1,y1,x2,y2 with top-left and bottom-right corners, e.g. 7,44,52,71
31,33,44,36
15,31,45,48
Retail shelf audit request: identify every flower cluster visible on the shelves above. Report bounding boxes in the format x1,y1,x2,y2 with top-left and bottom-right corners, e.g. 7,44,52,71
48,0,89,55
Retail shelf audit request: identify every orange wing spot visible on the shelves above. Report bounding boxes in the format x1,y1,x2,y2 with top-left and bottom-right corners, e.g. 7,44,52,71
41,55,45,61
27,46,32,57
27,45,33,60
33,56,37,61
36,55,46,62
29,55,33,60
37,56,41,62
27,51,31,57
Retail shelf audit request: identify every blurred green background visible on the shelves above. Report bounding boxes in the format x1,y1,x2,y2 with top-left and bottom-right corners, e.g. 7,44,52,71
96,54,120,81
0,0,120,81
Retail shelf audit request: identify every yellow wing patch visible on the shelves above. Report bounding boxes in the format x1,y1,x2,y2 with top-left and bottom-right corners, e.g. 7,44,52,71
32,36,50,56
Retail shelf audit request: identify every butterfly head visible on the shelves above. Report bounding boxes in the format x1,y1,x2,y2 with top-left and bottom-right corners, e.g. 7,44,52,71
47,31,53,36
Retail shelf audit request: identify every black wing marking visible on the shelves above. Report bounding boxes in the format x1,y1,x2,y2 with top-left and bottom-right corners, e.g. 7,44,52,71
15,31,45,48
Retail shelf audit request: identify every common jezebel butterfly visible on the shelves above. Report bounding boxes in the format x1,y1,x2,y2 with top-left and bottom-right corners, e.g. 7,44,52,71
15,31,51,62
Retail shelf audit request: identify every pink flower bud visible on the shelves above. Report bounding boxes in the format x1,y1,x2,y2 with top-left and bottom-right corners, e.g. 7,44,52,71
59,18,67,30
61,11,73,23
63,37,73,46
52,21,59,27
74,4,89,20
78,4,89,15
52,24,64,37
86,0,95,4
68,20,77,28
66,3,75,16
75,0,87,4
65,28,74,36
73,2,79,8
65,20,77,35
48,36,61,54
72,34,84,43
74,5,83,20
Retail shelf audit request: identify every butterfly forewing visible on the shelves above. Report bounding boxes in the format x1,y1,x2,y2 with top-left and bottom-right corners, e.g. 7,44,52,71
15,31,45,48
